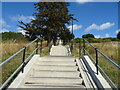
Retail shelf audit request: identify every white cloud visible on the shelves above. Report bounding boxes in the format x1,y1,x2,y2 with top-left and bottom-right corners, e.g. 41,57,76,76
17,27,29,36
67,24,82,31
85,24,97,32
85,22,115,32
95,35,101,38
17,27,26,35
0,19,11,28
105,34,110,38
0,19,10,33
115,29,120,34
0,19,5,26
98,22,114,30
10,15,35,23
0,28,9,33
19,30,26,35
76,0,93,3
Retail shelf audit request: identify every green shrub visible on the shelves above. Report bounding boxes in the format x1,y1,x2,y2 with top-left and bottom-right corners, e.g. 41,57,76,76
1,32,27,41
73,38,119,44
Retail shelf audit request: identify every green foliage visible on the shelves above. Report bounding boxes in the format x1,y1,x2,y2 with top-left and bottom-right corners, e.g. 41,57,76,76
82,34,95,38
60,28,74,44
1,32,27,41
117,31,120,39
73,38,119,43
1,32,38,41
73,38,82,43
86,38,119,43
18,2,76,46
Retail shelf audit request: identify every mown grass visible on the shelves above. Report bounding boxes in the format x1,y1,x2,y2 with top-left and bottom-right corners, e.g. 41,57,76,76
72,41,120,88
1,40,49,87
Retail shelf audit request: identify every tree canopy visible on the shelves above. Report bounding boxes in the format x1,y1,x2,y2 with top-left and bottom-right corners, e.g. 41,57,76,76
117,31,120,40
82,34,95,38
18,2,75,45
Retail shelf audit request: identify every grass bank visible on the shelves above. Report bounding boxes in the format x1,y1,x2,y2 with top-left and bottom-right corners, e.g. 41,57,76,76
71,41,120,88
1,40,49,86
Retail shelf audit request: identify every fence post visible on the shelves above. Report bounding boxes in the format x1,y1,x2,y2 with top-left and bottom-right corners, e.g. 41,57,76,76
40,39,42,57
22,47,26,73
36,39,38,54
95,48,98,75
83,39,85,55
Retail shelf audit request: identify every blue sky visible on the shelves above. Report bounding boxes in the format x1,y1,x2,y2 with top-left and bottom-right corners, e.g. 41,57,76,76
1,2,119,38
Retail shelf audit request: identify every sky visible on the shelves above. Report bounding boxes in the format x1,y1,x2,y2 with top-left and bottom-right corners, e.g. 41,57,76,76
1,1,120,38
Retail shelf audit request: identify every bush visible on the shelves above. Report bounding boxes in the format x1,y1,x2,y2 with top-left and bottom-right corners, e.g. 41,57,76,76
1,32,36,42
1,32,26,41
73,38,119,44
73,38,83,43
82,34,95,38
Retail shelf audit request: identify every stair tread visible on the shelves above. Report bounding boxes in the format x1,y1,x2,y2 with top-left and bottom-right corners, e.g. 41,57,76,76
30,71,80,78
38,60,75,62
32,65,78,71
37,60,75,62
25,77,83,85
35,65,77,67
22,84,85,88
35,61,76,66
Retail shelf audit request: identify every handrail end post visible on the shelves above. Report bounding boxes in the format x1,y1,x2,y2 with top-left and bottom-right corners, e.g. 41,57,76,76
95,48,99,75
22,46,26,73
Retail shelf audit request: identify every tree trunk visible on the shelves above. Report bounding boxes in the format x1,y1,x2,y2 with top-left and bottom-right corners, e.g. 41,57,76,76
53,39,56,46
47,40,49,46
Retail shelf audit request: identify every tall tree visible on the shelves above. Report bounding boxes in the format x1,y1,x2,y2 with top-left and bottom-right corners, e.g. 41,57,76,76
117,31,120,40
18,2,75,46
33,2,74,45
60,28,74,44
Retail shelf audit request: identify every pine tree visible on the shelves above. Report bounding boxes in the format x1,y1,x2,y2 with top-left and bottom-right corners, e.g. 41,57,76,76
33,2,74,45
117,31,120,40
18,2,76,45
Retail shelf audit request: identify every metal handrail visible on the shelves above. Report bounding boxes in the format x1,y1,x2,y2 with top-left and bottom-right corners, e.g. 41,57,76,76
82,48,118,89
83,38,96,49
0,47,39,89
0,38,42,89
0,48,24,67
82,38,120,70
26,38,38,48
81,38,120,89
0,38,38,67
97,49,120,69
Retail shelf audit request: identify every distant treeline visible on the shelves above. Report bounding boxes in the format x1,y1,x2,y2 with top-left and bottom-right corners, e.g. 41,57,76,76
1,32,35,42
73,33,120,43
1,32,120,43
73,38,120,43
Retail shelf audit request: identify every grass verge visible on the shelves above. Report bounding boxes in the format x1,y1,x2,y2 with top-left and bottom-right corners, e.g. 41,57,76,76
71,41,119,88
1,40,49,88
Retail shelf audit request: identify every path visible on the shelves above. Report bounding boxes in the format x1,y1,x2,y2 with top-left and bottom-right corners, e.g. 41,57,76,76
9,40,86,88
9,40,111,89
